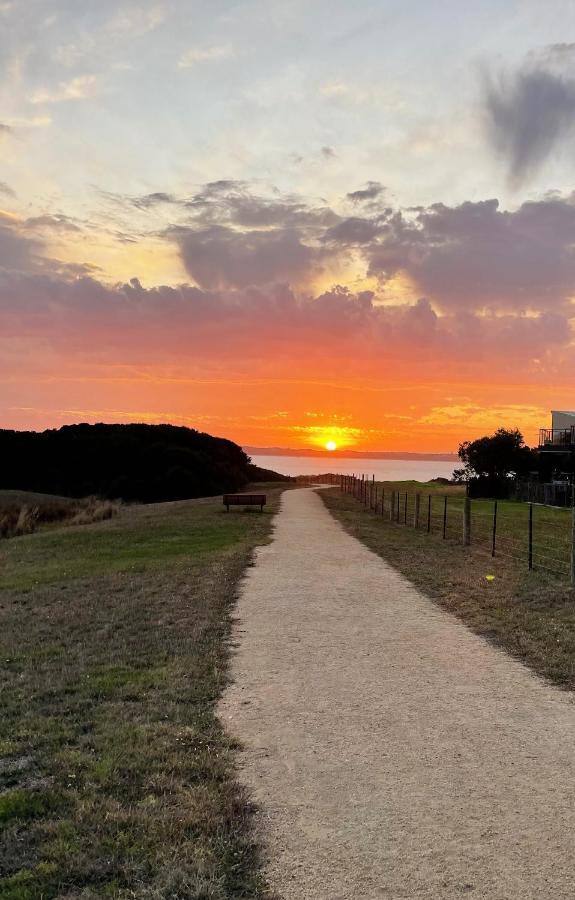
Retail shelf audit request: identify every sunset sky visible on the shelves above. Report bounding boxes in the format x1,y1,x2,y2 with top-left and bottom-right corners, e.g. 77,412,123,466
2,0,575,452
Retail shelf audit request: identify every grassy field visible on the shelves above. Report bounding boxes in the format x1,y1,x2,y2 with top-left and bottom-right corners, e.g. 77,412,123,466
0,485,288,899
348,479,574,578
0,492,77,511
322,484,575,691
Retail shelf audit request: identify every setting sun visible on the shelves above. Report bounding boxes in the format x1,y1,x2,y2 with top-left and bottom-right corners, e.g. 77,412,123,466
325,440,337,451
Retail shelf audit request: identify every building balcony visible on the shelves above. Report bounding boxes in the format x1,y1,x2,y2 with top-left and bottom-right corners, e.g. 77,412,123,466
539,426,575,449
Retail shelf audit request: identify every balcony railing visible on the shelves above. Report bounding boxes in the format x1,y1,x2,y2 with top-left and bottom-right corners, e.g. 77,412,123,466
539,426,575,448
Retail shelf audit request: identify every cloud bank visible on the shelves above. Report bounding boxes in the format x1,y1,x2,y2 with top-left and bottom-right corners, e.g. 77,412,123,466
485,65,575,187
2,180,575,444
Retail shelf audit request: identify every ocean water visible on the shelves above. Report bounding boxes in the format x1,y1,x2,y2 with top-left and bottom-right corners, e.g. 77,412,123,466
250,455,457,482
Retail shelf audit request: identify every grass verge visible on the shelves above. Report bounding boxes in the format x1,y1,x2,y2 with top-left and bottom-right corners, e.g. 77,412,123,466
0,484,288,899
321,486,575,691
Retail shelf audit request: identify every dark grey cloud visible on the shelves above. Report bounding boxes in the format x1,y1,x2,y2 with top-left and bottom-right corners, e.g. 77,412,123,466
0,212,97,278
321,146,336,158
368,196,575,310
346,181,384,203
324,216,386,245
166,223,330,290
0,216,43,272
484,66,575,186
538,43,575,63
130,192,179,210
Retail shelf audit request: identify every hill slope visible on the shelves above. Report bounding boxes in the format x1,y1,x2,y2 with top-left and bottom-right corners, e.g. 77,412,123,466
0,423,268,502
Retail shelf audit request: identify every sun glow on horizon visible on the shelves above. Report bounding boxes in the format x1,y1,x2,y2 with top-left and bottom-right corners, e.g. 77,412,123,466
325,440,337,451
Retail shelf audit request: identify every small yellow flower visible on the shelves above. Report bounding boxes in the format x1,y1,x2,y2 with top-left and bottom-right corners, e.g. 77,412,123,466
485,575,495,582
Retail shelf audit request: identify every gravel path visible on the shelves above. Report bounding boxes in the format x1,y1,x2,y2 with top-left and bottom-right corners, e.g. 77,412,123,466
220,488,575,899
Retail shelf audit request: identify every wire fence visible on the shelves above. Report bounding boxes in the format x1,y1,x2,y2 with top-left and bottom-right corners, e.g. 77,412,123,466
338,474,575,585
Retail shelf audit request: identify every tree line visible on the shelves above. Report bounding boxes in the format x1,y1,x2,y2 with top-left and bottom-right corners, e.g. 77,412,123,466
0,423,286,502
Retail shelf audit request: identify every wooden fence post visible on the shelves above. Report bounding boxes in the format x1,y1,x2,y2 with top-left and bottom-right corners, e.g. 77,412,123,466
491,500,498,557
390,490,396,522
571,505,575,587
442,495,448,539
528,503,533,570
403,491,408,524
463,496,471,546
427,494,431,533
381,487,385,516
414,493,420,528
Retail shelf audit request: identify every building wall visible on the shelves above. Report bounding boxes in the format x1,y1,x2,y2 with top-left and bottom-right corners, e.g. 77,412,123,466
551,410,575,431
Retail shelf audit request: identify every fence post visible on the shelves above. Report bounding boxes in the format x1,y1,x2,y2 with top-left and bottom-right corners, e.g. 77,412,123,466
442,495,448,539
396,491,401,522
427,494,431,533
381,487,385,516
403,491,408,524
571,505,575,587
390,490,396,522
528,503,533,570
414,493,420,528
492,500,498,557
463,496,471,546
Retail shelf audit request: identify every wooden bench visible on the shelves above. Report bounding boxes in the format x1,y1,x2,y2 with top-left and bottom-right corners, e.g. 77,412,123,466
223,493,266,512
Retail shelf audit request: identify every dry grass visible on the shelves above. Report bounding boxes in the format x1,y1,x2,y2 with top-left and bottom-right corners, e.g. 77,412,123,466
0,484,289,899
0,494,120,541
321,487,575,691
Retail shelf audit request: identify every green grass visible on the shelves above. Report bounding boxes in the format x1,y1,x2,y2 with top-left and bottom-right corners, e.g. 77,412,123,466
0,484,289,899
322,485,575,691
354,479,573,577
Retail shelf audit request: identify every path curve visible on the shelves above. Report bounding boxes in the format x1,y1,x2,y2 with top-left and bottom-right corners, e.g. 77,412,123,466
220,488,575,899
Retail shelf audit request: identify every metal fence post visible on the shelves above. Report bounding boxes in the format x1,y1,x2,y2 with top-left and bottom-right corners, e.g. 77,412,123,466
414,493,420,528
463,496,470,546
528,503,533,570
492,500,498,557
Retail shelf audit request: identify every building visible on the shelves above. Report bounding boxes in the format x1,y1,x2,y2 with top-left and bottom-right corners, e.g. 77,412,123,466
538,410,575,482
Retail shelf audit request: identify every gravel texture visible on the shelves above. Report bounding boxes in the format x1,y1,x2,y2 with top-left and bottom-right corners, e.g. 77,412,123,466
219,488,575,899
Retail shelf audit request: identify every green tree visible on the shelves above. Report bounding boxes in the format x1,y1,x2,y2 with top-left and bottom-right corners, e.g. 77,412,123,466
455,428,536,481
